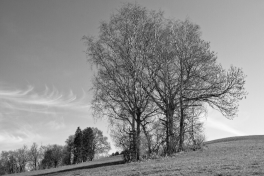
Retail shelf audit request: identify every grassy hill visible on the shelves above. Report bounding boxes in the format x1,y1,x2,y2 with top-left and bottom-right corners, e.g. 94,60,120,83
8,135,264,176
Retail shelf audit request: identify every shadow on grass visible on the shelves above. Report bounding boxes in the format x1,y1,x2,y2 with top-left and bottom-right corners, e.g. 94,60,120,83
33,160,126,176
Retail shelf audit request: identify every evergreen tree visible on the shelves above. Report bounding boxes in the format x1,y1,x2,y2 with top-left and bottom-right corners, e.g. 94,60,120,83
73,127,83,164
82,127,95,161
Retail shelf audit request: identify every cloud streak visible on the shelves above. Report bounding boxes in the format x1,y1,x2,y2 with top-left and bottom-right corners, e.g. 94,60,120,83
204,118,245,136
0,126,42,145
0,84,91,151
0,85,90,114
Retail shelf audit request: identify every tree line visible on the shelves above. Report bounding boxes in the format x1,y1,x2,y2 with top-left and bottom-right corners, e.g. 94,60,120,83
83,3,247,161
0,127,110,175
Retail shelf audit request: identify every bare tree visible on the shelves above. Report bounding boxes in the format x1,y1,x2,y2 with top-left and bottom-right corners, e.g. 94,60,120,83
141,19,183,155
15,145,28,172
84,3,161,161
84,3,247,158
110,120,131,151
0,150,18,174
29,142,41,170
165,19,247,151
142,19,246,153
91,127,111,158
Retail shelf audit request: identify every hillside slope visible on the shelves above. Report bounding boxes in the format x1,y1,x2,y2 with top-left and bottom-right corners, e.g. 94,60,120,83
8,135,264,176
205,135,264,145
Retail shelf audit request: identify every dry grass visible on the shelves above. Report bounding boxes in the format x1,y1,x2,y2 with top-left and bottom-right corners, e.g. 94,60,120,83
8,135,264,176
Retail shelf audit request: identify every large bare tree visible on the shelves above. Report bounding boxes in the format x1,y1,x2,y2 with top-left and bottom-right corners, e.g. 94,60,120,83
85,3,247,158
84,3,161,160
161,19,246,151
141,19,246,153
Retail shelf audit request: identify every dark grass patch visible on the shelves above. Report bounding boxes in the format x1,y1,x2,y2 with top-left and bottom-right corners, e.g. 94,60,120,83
7,155,124,176
34,160,125,176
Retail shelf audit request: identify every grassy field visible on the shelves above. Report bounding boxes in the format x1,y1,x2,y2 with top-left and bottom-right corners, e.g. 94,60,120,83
8,135,264,176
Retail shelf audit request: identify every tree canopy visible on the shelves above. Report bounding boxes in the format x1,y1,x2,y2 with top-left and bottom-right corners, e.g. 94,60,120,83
84,3,246,160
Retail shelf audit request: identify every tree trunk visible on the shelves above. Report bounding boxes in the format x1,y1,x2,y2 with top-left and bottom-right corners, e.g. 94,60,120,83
141,124,152,156
178,55,184,152
178,100,184,152
167,108,174,155
136,114,141,160
165,118,169,155
131,116,136,161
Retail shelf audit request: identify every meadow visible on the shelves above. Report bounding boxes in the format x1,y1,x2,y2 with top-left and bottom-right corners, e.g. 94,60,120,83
8,135,264,176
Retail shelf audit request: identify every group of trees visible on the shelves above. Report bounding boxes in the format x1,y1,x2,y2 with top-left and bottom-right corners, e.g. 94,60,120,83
0,143,43,175
70,127,111,164
0,127,110,175
84,3,247,161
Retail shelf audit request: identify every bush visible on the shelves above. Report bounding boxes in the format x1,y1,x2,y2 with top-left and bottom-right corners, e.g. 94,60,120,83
122,149,132,163
194,134,206,150
148,152,160,160
187,134,206,151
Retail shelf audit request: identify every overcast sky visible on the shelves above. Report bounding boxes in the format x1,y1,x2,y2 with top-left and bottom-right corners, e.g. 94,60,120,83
1,0,263,153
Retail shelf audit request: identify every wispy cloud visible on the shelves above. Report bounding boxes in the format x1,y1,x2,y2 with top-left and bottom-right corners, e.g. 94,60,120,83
46,116,66,130
0,127,42,146
0,84,91,151
0,85,90,113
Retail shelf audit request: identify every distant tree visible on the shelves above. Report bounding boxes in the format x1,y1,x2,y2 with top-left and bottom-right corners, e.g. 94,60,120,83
92,127,111,156
41,145,64,169
0,151,18,174
61,146,70,166
73,127,83,164
28,143,41,170
0,158,5,175
62,135,74,165
50,145,63,168
110,120,131,151
15,145,28,172
40,148,53,169
82,127,95,161
0,151,9,174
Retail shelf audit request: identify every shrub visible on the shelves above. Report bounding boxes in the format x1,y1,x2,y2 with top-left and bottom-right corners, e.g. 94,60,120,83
122,149,132,163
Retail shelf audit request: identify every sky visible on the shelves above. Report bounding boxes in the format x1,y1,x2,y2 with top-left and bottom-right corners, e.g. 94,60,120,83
0,0,264,153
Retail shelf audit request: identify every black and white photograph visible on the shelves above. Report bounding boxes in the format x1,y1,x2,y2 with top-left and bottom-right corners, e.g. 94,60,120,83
0,0,263,175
